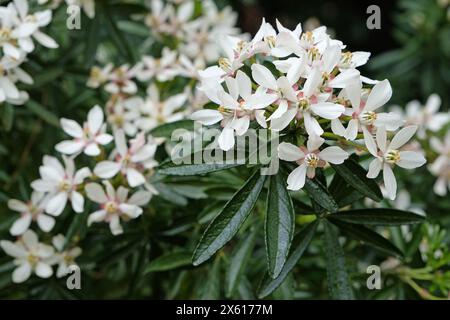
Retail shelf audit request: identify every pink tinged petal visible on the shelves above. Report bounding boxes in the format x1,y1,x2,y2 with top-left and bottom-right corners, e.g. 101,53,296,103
94,161,121,179
45,192,68,216
302,67,322,98
87,210,107,226
84,142,101,156
95,134,113,145
60,118,83,138
116,186,129,203
278,142,304,161
251,64,277,90
7,199,28,212
33,31,58,48
287,163,307,191
304,112,324,136
40,166,63,182
362,127,378,157
70,191,84,213
31,179,54,192
104,181,116,199
344,119,359,141
376,126,387,153
397,151,426,169
128,191,152,206
310,102,344,119
306,166,316,179
36,214,55,232
35,262,53,278
10,214,32,236
114,129,128,157
319,146,349,164
12,263,32,283
191,109,223,126
218,127,235,151
367,158,382,179
0,240,27,258
383,163,397,200
331,119,346,137
270,108,297,131
85,183,108,203
131,145,157,163
22,230,38,248
55,140,85,155
254,110,267,128
236,70,252,100
307,134,325,152
87,105,104,134
225,77,239,100
364,79,392,111
328,69,360,89
126,168,146,187
109,215,123,236
388,125,418,150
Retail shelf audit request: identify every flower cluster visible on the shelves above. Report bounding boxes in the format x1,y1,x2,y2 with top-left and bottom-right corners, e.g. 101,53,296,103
190,19,427,200
0,0,58,105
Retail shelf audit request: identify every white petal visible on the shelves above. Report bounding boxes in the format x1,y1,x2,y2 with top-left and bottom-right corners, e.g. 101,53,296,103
10,214,32,236
388,126,417,150
70,191,84,213
310,102,344,119
22,230,38,248
251,64,277,90
84,143,101,156
236,70,252,100
218,127,235,151
190,109,223,126
7,199,28,212
93,161,121,179
328,69,360,89
35,262,53,278
33,31,58,48
60,118,83,138
367,158,382,179
304,112,324,136
397,151,426,169
287,163,307,191
95,133,113,145
0,240,27,258
376,126,387,153
307,134,325,152
362,127,378,157
319,146,349,164
36,214,55,232
109,215,123,236
55,140,84,155
87,210,107,226
383,164,397,200
12,263,32,283
45,192,68,216
344,119,359,141
365,79,392,111
85,183,108,203
230,116,250,136
126,168,146,187
278,142,304,161
128,191,152,206
270,108,297,131
87,105,104,134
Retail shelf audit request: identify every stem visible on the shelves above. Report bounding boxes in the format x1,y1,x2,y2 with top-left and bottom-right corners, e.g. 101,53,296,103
322,132,368,152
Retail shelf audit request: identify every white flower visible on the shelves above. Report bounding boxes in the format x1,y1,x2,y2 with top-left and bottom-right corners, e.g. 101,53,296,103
8,192,54,236
104,65,137,94
0,230,54,283
278,134,349,190
331,79,402,142
85,181,151,235
51,234,82,278
192,70,277,150
31,156,91,216
94,130,158,187
365,126,427,200
55,105,113,156
87,64,113,88
429,132,450,196
107,97,141,137
134,48,179,82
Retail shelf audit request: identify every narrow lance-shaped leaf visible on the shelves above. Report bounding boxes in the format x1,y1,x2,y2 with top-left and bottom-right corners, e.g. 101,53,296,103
328,208,426,226
150,119,195,138
331,159,383,202
328,218,403,257
192,169,266,266
258,220,318,298
226,227,258,297
265,171,295,278
323,221,354,300
144,251,192,273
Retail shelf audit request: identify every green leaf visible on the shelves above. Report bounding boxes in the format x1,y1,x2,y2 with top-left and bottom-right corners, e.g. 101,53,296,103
144,251,192,273
328,218,403,257
1,104,14,131
158,160,243,176
192,170,266,266
324,221,354,300
265,171,295,278
257,221,318,298
25,100,60,127
303,178,339,213
328,209,426,226
200,257,222,299
226,228,257,297
331,159,383,202
150,120,194,138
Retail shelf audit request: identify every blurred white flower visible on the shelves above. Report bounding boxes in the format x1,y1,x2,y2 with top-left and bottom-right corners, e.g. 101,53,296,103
429,132,450,196
0,230,54,283
50,234,82,278
8,192,54,236
85,181,151,235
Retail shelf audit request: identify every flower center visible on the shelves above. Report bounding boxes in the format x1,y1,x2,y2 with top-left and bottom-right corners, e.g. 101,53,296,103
218,57,232,72
59,180,71,192
307,47,320,61
265,36,276,48
105,201,118,214
305,153,320,167
27,254,39,266
299,98,310,110
385,149,400,164
361,111,377,125
341,51,353,66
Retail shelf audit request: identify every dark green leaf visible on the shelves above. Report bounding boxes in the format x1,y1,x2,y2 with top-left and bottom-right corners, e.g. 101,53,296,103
25,100,60,127
328,209,426,226
158,160,243,176
200,257,221,299
303,178,339,213
265,171,295,278
257,220,318,298
323,221,354,300
145,251,192,273
192,170,266,266
331,159,383,202
328,218,403,257
150,120,194,138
